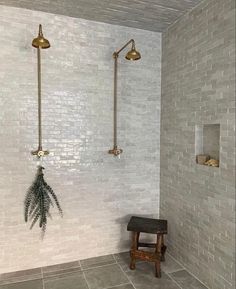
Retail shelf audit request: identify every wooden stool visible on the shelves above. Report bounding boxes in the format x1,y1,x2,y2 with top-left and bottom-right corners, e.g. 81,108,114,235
127,216,167,278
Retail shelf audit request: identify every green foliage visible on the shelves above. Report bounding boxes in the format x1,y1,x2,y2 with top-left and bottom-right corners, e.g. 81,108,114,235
24,166,63,235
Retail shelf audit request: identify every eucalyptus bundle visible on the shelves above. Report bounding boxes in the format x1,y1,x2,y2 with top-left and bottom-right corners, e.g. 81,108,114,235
24,166,63,235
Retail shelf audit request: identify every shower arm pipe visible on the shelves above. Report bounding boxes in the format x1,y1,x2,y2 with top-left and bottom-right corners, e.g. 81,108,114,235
114,39,135,57
109,40,135,156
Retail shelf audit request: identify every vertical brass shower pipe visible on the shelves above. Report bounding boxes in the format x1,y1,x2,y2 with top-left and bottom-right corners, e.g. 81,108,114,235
109,39,141,157
109,52,123,156
31,24,50,158
37,47,42,154
114,55,117,148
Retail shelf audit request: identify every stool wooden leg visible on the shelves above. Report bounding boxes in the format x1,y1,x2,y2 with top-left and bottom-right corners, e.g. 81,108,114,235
130,232,138,270
136,232,140,249
161,235,167,262
155,234,162,278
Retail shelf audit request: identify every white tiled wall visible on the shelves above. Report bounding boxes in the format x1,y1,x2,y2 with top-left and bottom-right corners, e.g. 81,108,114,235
0,6,161,273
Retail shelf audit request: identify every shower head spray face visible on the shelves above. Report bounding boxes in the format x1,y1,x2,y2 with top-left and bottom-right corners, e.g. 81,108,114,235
125,42,141,61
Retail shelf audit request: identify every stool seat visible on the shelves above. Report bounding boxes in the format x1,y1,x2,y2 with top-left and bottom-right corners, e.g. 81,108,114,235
127,216,167,235
127,216,168,278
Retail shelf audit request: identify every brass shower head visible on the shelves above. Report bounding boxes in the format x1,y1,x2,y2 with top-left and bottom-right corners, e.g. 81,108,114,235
32,24,50,49
125,42,141,61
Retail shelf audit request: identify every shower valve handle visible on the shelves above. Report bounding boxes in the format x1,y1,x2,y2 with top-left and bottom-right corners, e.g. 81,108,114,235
31,148,49,158
108,146,123,156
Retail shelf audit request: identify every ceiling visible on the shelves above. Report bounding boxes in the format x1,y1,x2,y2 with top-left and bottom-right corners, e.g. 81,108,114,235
0,0,204,32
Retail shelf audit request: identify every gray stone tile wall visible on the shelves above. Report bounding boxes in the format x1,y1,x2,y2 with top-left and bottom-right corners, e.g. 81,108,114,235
0,6,162,274
160,0,235,289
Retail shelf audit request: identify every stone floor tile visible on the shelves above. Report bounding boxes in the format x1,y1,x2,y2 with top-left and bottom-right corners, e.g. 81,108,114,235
80,254,115,269
107,285,135,289
0,253,210,289
42,261,81,278
0,279,43,289
161,254,183,274
170,270,208,289
84,264,129,289
114,252,131,263
44,272,88,289
114,251,142,272
0,268,42,285
126,262,180,289
114,252,131,272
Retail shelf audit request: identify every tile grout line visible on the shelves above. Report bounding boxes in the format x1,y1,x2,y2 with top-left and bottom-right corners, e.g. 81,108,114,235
167,253,210,289
101,282,132,289
79,260,91,289
81,257,131,289
41,267,45,289
56,252,202,289
114,253,188,289
81,261,117,271
82,255,134,289
114,254,137,289
165,272,183,289
113,252,207,289
117,263,137,289
166,268,186,274
2,252,211,289
113,253,185,289
0,276,39,286
1,254,130,286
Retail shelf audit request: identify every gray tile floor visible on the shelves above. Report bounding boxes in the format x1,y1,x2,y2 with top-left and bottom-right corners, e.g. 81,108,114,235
0,253,208,289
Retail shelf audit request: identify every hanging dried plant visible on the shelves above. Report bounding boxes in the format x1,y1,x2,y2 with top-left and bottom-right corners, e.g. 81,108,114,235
24,166,63,235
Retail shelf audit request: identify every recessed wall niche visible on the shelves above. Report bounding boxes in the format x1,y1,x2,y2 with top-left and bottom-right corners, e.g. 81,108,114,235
195,124,220,167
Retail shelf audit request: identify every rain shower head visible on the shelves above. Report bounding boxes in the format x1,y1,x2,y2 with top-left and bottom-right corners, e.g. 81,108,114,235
125,42,141,61
113,39,141,61
32,24,50,49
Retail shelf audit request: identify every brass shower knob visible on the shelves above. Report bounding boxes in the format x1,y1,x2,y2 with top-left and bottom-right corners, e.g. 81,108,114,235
108,146,123,156
31,149,49,158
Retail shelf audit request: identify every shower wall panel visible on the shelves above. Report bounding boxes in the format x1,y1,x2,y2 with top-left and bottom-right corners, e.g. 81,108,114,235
160,0,235,288
0,6,162,274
